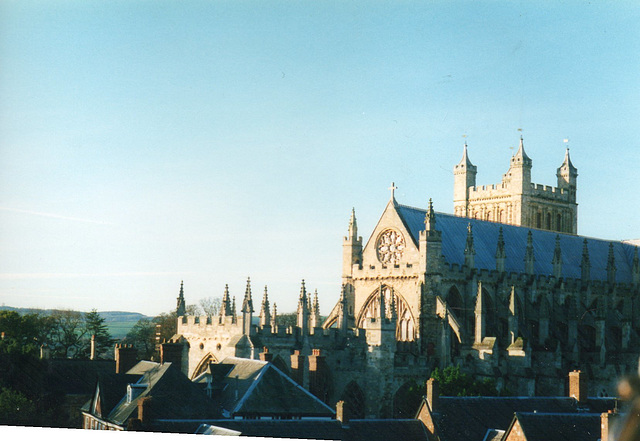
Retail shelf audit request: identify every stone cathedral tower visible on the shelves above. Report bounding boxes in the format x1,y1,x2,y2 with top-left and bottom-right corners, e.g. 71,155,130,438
453,137,578,234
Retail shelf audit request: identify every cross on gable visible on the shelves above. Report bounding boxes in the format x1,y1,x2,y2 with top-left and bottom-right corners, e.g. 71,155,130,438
388,182,398,200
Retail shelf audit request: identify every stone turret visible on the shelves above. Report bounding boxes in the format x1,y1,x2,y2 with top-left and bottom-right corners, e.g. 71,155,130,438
310,290,321,329
524,231,535,275
176,281,186,317
420,199,444,275
508,287,519,344
464,223,475,269
259,286,271,329
505,136,532,193
474,282,485,344
389,287,397,321
453,142,477,217
271,302,278,329
337,285,349,335
454,136,577,234
231,296,237,323
557,147,578,201
297,280,310,336
220,284,233,320
343,208,363,277
424,198,439,237
242,278,254,335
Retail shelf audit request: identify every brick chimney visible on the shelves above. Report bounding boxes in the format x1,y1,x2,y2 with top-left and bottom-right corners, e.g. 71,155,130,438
336,400,350,425
90,335,96,360
569,370,588,403
259,347,273,362
309,349,328,402
115,344,138,374
601,410,619,441
160,339,184,369
290,350,305,386
40,344,51,360
426,378,439,412
138,397,152,426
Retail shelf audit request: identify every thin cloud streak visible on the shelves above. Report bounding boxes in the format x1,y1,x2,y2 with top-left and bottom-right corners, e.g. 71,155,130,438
0,272,193,280
0,206,113,225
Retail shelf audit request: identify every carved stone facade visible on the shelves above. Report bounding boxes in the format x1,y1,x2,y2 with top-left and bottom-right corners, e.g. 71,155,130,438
453,138,578,234
173,145,639,418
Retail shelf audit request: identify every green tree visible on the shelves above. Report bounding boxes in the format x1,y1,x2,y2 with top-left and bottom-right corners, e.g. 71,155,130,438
0,310,56,356
0,387,36,425
124,318,156,359
82,309,114,359
277,312,297,328
430,365,501,397
124,310,178,360
153,311,177,340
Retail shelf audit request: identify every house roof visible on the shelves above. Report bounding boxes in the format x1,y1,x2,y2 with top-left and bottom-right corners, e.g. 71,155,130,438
125,360,159,375
422,396,616,441
84,361,221,426
153,419,432,441
84,373,140,416
396,204,638,283
512,412,601,441
45,359,115,395
193,356,335,418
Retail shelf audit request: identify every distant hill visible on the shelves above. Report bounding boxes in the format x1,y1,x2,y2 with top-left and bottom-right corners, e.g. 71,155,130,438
0,306,151,340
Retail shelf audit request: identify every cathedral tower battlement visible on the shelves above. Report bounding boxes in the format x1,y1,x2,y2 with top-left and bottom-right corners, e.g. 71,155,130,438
453,137,578,234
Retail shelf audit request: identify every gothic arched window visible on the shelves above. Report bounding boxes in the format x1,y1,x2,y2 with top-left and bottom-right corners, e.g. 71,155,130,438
341,382,365,419
356,286,416,341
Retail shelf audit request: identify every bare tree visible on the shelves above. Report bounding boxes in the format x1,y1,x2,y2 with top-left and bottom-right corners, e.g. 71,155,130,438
50,310,87,358
199,297,222,317
185,304,202,316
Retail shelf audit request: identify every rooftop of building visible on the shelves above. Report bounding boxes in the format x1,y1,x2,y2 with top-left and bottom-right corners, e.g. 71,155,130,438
420,395,617,441
396,203,638,283
192,356,335,418
152,418,433,441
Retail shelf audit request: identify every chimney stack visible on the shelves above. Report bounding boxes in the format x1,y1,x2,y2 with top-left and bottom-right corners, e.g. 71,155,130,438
40,344,51,360
259,347,273,362
138,397,152,426
569,370,588,403
115,344,138,374
309,349,328,402
90,335,96,360
160,339,184,368
290,350,305,386
426,378,439,412
601,410,619,441
336,400,350,425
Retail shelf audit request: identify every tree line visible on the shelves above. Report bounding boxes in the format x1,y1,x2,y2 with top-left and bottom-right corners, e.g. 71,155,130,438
0,309,114,360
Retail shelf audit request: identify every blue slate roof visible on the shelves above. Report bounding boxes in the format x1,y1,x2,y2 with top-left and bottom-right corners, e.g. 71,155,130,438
395,204,638,283
425,396,616,441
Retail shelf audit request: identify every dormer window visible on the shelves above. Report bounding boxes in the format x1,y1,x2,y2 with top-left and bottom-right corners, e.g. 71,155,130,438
127,384,148,403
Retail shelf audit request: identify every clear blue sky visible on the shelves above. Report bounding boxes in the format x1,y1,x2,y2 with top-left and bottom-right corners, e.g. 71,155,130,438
0,1,638,316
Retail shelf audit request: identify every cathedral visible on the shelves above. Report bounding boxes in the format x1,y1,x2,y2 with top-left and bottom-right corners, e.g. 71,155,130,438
169,138,640,418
